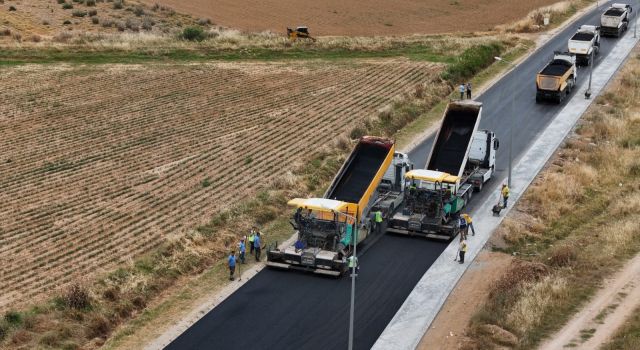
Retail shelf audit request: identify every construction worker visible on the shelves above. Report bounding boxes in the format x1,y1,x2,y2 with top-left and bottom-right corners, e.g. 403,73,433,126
458,240,468,264
461,213,475,236
228,251,236,280
294,238,305,252
248,228,256,255
238,237,246,264
459,83,466,100
374,209,383,234
253,232,262,261
458,216,468,240
466,82,472,99
501,183,510,208
348,255,359,274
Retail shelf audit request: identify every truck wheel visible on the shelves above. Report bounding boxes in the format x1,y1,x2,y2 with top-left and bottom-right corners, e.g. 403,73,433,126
536,95,542,103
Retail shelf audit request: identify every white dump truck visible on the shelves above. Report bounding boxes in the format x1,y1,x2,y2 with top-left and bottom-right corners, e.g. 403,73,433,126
387,101,499,240
601,3,633,37
568,25,600,65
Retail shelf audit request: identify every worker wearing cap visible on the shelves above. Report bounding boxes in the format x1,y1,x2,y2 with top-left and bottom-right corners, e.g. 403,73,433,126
228,251,236,280
461,213,475,236
501,184,510,208
458,216,468,240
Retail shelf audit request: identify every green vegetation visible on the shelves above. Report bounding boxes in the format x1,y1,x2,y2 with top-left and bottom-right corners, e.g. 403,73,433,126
441,42,503,82
181,26,206,42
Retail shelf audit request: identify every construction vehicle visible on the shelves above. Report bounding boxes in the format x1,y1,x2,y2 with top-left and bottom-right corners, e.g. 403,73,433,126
536,52,577,103
601,3,633,37
387,101,499,240
266,137,411,276
568,25,600,65
287,26,316,42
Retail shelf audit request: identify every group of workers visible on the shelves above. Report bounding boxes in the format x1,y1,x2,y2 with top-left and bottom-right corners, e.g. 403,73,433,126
456,183,510,264
228,227,265,281
458,82,473,100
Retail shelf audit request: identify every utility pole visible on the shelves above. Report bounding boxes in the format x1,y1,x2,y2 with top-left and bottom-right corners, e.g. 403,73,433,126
585,49,594,99
348,217,358,350
494,56,515,188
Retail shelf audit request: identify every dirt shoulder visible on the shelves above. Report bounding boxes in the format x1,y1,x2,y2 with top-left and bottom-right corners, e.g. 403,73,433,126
418,251,513,350
421,45,640,350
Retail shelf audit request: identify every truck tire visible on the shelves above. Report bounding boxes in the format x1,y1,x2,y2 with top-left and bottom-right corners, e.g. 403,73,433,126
536,94,542,104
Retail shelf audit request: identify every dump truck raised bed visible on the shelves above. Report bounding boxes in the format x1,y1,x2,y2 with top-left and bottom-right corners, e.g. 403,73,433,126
601,3,633,37
388,101,499,240
536,52,577,103
568,25,600,65
266,137,411,276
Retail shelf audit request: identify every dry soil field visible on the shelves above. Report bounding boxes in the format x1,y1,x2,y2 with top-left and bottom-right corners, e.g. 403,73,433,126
146,0,561,36
0,59,443,311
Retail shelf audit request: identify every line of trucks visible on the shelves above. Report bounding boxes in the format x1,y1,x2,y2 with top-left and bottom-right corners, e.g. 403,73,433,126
265,3,634,277
266,101,499,276
535,3,632,103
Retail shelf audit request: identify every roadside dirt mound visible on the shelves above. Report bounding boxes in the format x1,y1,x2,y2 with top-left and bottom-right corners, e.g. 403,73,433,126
145,0,561,36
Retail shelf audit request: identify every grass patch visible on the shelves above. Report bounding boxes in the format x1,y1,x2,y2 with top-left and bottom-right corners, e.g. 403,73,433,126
465,51,640,349
601,305,640,350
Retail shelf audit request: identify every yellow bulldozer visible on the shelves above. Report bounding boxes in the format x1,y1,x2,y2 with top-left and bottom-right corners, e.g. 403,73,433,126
287,26,316,42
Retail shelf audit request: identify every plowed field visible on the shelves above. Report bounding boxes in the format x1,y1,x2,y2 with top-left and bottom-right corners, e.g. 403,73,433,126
146,0,560,36
0,60,443,310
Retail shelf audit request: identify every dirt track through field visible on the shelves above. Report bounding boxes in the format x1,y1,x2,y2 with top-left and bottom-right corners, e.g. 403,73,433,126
538,253,640,350
145,0,560,36
0,60,442,311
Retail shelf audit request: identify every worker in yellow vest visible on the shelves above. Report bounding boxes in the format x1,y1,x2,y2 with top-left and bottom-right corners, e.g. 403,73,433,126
501,183,510,208
458,240,468,264
374,210,383,234
248,228,256,255
461,213,475,236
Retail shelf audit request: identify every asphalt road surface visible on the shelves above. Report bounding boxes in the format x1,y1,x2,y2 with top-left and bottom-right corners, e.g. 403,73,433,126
167,2,627,349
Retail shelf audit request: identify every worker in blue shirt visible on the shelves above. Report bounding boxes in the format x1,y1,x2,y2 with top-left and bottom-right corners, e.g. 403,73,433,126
228,251,236,281
238,237,246,264
253,233,262,261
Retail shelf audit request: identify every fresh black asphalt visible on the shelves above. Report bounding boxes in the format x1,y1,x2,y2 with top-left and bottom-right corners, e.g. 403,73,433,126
167,2,626,349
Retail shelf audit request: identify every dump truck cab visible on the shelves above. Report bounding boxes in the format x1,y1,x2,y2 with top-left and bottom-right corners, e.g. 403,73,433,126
601,3,632,37
536,52,577,103
568,25,600,65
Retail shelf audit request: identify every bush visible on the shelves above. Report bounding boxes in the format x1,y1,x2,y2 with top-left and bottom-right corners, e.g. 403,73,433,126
57,0,66,4
62,3,73,9
4,311,22,326
86,0,96,5
101,18,114,27
91,16,99,24
86,314,111,338
441,42,504,83
549,245,577,267
125,18,139,31
62,284,91,310
116,21,125,31
197,18,211,26
88,9,97,16
113,0,123,9
63,19,72,25
72,9,87,17
142,16,154,30
181,26,206,41
8,5,16,11
133,6,144,16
